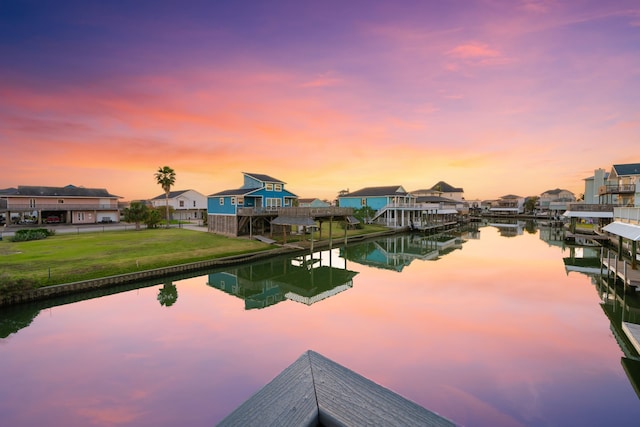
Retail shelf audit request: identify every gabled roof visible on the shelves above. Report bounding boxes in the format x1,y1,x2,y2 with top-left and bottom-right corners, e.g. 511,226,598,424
542,188,572,195
151,190,191,200
2,185,119,198
430,181,463,193
341,186,407,197
209,188,257,197
500,194,522,199
243,172,285,184
613,163,640,177
0,187,18,195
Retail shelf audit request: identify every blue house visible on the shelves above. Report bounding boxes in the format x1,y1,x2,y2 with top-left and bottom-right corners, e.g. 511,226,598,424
338,185,414,211
207,172,298,236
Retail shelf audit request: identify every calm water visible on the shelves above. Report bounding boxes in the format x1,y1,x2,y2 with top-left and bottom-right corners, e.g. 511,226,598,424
1,223,640,426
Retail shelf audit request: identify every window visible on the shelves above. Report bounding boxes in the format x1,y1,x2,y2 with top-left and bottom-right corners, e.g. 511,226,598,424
193,201,196,207
58,199,64,204
238,196,244,205
77,212,85,221
231,197,236,205
265,183,274,191
361,198,367,206
29,199,36,208
179,200,185,207
219,197,224,205
265,198,282,209
274,184,282,191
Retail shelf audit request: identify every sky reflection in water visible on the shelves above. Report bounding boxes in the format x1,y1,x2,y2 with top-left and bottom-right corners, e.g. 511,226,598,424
1,225,639,426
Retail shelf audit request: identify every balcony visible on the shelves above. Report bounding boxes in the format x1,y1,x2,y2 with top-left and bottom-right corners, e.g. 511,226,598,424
613,207,640,225
5,203,118,212
238,207,354,217
567,204,614,212
598,184,636,195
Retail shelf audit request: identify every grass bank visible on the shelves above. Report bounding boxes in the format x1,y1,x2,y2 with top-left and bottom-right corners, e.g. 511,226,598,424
0,224,389,290
0,229,269,288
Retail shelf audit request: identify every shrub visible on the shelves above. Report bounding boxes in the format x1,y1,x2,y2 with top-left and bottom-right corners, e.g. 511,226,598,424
12,228,55,242
0,274,38,298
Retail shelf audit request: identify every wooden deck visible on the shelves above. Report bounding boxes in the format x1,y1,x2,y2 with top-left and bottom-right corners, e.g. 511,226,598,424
623,322,640,355
218,350,456,426
602,257,640,288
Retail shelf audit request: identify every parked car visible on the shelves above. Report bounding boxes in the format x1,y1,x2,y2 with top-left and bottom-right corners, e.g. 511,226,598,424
45,216,60,224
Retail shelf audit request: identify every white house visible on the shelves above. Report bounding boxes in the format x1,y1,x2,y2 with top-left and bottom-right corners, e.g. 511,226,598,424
150,189,207,221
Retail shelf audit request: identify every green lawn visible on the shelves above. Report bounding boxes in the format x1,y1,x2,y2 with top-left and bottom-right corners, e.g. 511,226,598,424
0,229,269,287
0,224,389,289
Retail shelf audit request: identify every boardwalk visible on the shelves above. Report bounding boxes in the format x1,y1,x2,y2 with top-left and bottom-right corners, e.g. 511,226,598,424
602,256,640,288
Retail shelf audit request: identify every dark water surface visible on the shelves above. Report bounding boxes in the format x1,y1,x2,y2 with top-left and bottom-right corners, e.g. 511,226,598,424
1,224,640,426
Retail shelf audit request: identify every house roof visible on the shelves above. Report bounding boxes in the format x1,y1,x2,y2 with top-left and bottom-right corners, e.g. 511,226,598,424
341,186,407,197
209,188,257,197
243,172,285,184
542,188,572,195
151,190,191,200
430,181,463,193
613,163,640,177
500,194,522,199
415,196,457,203
1,185,119,198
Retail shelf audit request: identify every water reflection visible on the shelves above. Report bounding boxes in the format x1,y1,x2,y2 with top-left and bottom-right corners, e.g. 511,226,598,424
157,282,178,307
207,250,358,309
3,225,640,426
341,230,477,271
559,238,640,400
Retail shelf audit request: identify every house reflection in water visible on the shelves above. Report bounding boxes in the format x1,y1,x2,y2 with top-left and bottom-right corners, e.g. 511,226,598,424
207,249,358,309
565,241,640,399
340,232,467,272
488,218,524,237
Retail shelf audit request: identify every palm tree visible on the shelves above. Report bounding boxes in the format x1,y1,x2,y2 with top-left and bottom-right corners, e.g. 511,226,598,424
154,166,176,228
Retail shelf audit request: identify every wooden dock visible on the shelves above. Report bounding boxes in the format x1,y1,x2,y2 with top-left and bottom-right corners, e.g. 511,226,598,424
217,350,456,426
623,322,640,355
602,257,640,289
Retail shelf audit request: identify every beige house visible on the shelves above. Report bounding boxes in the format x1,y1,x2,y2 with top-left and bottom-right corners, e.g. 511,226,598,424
539,188,575,213
0,185,121,225
412,181,465,202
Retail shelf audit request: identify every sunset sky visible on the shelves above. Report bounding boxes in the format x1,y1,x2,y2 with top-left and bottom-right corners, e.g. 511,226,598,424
1,0,639,201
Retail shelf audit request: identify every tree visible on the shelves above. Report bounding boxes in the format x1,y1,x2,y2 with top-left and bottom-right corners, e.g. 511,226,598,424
154,165,176,228
144,208,163,229
123,201,149,230
157,282,178,307
524,196,539,214
353,206,376,226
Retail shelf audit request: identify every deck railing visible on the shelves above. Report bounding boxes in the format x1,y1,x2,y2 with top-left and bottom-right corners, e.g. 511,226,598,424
4,203,119,211
598,184,636,195
568,204,615,212
237,206,354,217
613,207,640,225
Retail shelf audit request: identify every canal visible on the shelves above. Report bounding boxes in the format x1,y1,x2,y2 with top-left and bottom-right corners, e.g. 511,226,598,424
1,223,639,426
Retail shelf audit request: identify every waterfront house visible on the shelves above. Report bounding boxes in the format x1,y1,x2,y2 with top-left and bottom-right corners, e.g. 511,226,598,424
150,189,207,222
207,172,298,236
413,181,465,202
338,186,416,228
565,163,640,234
598,163,640,270
0,185,120,225
539,188,576,215
489,194,525,215
338,185,459,230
